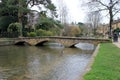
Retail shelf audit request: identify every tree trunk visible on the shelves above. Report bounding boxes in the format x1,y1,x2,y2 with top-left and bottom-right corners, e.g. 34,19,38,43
109,8,113,39
18,0,23,37
108,0,113,39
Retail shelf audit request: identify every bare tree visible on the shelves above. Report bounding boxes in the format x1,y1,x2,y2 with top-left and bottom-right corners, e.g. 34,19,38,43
86,11,101,35
55,0,69,36
56,0,68,24
87,0,120,38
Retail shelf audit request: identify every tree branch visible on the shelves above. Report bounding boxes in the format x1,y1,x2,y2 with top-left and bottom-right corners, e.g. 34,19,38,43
112,0,120,7
27,0,42,8
97,0,109,9
97,8,108,11
113,9,120,16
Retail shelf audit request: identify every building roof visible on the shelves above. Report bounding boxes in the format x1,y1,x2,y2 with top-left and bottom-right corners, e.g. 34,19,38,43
113,19,120,24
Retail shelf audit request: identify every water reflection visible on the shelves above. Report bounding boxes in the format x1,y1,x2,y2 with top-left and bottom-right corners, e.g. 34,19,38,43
75,43,95,50
0,44,93,80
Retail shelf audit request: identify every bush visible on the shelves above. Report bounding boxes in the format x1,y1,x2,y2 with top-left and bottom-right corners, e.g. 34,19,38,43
7,22,21,33
27,32,36,37
7,22,22,37
45,31,54,36
36,29,45,36
36,29,54,36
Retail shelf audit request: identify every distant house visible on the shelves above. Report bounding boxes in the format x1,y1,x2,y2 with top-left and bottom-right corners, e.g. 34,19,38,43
112,19,120,30
96,24,108,36
96,19,120,36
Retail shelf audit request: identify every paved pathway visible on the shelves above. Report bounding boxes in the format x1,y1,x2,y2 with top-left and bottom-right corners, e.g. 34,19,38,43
113,38,120,48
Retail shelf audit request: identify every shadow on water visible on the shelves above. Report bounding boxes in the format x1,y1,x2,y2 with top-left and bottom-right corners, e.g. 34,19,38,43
0,42,95,80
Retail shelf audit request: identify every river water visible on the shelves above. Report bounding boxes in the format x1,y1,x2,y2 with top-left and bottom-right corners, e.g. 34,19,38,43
0,43,94,80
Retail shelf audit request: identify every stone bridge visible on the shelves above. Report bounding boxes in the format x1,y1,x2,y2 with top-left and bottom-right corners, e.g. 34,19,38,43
14,36,110,47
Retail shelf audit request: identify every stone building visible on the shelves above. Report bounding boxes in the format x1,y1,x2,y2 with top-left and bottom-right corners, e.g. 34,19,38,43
97,19,120,37
96,24,108,36
112,19,120,29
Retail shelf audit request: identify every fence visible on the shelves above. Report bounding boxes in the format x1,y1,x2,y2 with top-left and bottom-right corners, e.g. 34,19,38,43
0,32,19,38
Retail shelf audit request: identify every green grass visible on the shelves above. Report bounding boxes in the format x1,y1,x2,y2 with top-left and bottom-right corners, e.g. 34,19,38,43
84,43,120,80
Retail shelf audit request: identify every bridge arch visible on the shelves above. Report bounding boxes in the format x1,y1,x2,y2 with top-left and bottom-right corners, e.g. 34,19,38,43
14,41,31,46
35,40,50,46
34,39,99,47
35,40,64,47
69,43,79,48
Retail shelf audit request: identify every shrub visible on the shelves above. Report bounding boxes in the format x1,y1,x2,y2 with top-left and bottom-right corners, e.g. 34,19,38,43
8,22,21,33
36,29,45,36
36,29,54,36
7,22,22,37
27,32,36,37
45,31,54,36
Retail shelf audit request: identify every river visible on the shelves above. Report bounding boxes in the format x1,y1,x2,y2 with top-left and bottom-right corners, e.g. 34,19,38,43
0,43,94,80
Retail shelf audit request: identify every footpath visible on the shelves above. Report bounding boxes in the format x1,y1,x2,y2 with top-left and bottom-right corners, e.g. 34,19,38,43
113,38,120,48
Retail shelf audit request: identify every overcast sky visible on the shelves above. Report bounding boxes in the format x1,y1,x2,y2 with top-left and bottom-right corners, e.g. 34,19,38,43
52,0,120,24
32,0,112,23
52,0,86,23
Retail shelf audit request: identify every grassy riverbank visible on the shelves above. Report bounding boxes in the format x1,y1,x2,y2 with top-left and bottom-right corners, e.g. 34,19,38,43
84,43,120,80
